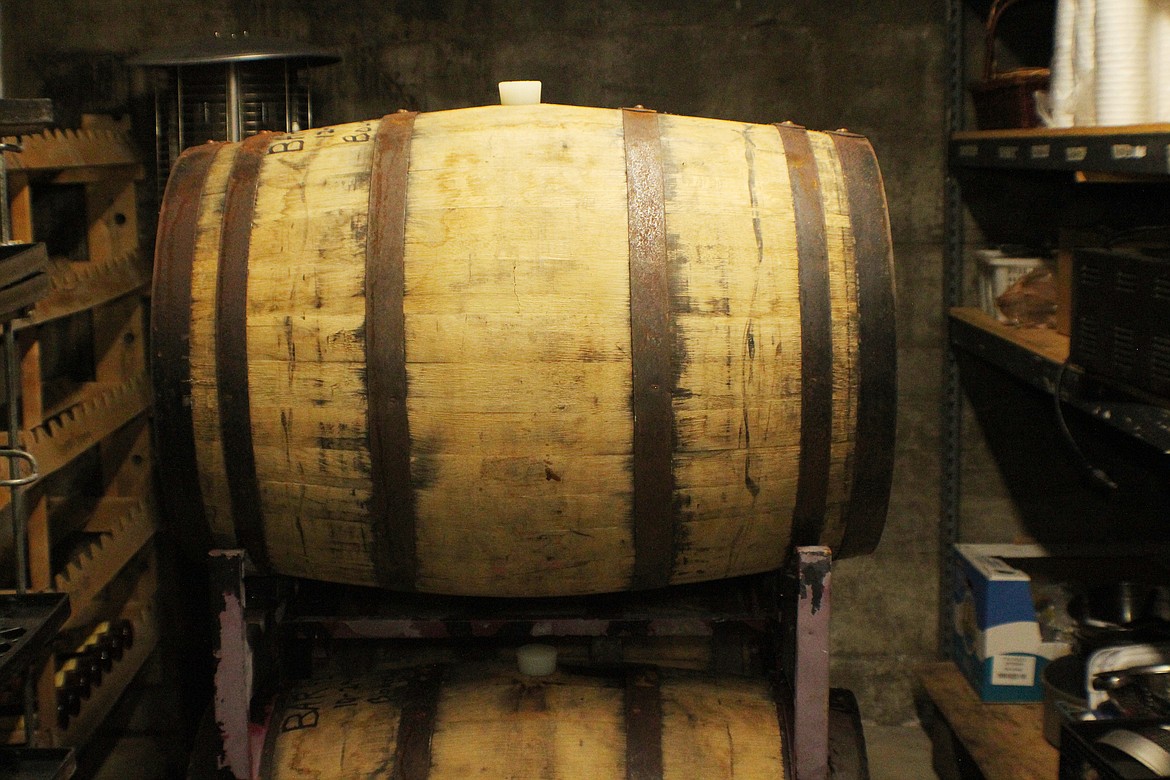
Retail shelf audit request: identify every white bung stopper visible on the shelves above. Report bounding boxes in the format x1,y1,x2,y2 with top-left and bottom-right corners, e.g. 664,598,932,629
516,643,557,676
499,80,542,105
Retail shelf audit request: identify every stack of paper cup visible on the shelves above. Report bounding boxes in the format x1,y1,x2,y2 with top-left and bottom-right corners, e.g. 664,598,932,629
1150,0,1170,121
1074,0,1098,124
1048,0,1078,126
1095,0,1150,125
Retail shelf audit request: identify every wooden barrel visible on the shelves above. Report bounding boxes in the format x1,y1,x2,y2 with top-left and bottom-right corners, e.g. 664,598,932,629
152,104,896,596
258,661,787,778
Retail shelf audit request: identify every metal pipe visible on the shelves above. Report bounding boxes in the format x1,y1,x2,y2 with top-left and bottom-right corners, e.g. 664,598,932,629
176,65,185,153
0,0,6,100
306,76,313,131
284,59,291,132
226,62,241,142
6,321,25,594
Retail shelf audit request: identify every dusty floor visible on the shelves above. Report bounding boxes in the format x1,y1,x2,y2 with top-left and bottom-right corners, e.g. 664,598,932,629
865,720,939,780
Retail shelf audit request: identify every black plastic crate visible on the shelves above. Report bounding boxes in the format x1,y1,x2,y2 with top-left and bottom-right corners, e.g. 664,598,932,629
1060,718,1170,780
1071,248,1170,404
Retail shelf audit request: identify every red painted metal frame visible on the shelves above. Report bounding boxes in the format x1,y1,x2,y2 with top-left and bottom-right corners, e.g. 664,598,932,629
209,550,265,780
792,546,833,780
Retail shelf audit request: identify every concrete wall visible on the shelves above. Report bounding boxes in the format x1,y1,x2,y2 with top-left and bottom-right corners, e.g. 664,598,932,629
5,0,949,724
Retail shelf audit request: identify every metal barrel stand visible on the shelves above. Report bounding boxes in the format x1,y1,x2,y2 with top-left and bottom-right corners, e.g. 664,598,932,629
201,545,868,780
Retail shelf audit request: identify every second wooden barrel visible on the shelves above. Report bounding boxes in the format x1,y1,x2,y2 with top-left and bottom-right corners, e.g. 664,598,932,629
258,661,787,778
152,104,896,596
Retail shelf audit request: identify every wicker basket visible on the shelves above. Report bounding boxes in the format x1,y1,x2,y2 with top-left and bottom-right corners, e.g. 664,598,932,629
971,0,1052,129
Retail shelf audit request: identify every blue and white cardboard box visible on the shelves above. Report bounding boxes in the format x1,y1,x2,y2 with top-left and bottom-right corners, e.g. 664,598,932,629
952,544,1070,703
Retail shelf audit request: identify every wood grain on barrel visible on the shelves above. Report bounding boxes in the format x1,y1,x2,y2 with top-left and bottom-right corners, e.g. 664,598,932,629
261,670,406,778
661,675,786,778
662,116,801,583
262,663,785,779
403,106,634,595
430,667,626,778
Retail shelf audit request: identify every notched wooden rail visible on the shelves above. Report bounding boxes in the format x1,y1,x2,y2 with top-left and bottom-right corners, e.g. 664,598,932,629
3,128,140,172
19,374,151,480
55,499,157,631
16,252,151,329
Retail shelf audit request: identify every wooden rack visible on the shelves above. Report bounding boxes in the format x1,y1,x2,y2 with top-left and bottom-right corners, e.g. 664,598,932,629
2,124,159,750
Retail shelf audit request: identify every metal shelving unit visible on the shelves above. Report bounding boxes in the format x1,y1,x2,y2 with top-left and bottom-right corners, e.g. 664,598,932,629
941,2,1170,655
935,5,1170,775
942,125,1170,512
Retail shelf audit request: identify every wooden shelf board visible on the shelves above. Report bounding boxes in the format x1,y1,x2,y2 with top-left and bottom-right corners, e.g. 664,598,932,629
41,164,143,186
3,129,140,174
82,497,151,535
920,661,1057,780
46,495,142,551
949,307,1170,452
950,306,1069,364
954,123,1170,140
43,381,110,424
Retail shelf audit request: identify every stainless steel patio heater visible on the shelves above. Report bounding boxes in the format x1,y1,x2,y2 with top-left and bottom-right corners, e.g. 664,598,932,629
131,33,340,194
